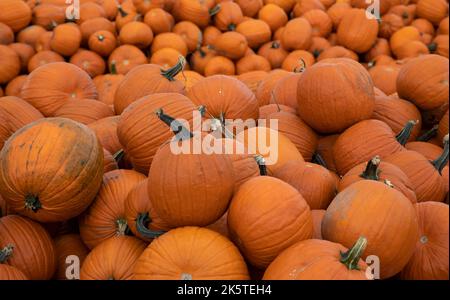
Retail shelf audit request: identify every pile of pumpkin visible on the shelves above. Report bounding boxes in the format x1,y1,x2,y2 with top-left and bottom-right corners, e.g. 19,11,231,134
0,0,449,281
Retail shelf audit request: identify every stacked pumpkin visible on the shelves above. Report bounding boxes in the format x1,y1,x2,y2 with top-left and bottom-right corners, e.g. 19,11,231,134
0,0,448,280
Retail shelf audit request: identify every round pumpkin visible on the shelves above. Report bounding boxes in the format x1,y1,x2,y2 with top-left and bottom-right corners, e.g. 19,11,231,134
317,45,359,61
50,23,82,57
119,21,153,49
257,40,289,69
93,65,125,107
27,50,64,73
237,70,268,95
88,30,117,57
281,17,313,51
143,8,174,34
16,25,47,49
256,69,290,107
0,45,20,84
236,54,271,74
172,21,201,53
270,73,302,110
212,1,244,31
53,99,114,125
236,19,271,50
4,75,28,97
258,4,288,32
107,45,148,75
0,22,14,45
337,8,378,53
172,0,212,28
0,0,32,32
69,49,106,78
213,31,248,60
416,0,448,25
303,9,332,38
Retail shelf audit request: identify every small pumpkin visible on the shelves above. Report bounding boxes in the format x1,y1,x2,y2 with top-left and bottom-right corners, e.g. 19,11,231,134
88,30,117,57
107,45,148,75
5,75,28,97
143,8,175,34
50,23,82,57
119,21,153,49
34,31,53,52
79,17,116,43
27,50,64,73
213,31,248,60
259,104,296,119
32,4,65,30
70,49,106,78
270,73,302,110
92,65,125,108
267,0,297,13
236,19,272,50
364,38,392,63
390,26,422,57
388,4,416,25
190,46,217,75
369,64,401,96
257,40,289,69
258,4,288,32
429,35,449,58
292,0,325,17
8,43,35,72
256,69,290,107
0,45,20,84
405,141,446,163
237,70,269,94
88,116,123,155
16,25,47,49
202,25,222,46
0,22,14,45
0,0,32,32
77,2,106,24
281,17,313,51
411,18,435,45
315,134,340,173
150,48,185,69
438,16,449,34
416,0,448,25
103,148,118,173
172,0,212,28
379,13,405,39
172,21,202,53
236,54,271,74
282,50,315,71
53,234,89,280
212,1,243,31
337,8,378,53
327,2,351,30
303,9,332,38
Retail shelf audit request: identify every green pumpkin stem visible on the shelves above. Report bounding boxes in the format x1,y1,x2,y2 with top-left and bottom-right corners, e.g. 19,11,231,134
0,244,14,264
416,125,438,142
228,23,236,31
396,120,419,146
340,236,368,271
209,4,221,16
156,108,193,141
312,152,327,168
25,195,41,212
160,56,186,81
360,156,381,180
254,155,267,176
136,213,166,239
113,149,125,163
116,218,128,236
431,134,449,174
312,49,321,59
118,5,128,18
110,61,117,75
428,43,437,53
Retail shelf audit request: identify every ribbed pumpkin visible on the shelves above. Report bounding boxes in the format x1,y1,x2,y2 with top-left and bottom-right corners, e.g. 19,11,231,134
397,55,449,111
0,118,103,223
259,104,296,119
256,69,290,107
53,234,89,280
20,62,98,116
438,16,449,34
50,23,82,57
134,227,249,280
236,19,271,50
212,1,244,31
174,71,204,93
87,116,122,155
0,264,28,280
27,50,64,73
322,180,419,279
80,236,146,280
274,160,336,209
327,2,351,29
270,73,302,110
365,38,392,62
297,58,375,134
429,34,449,58
5,76,28,97
79,169,146,249
16,25,46,49
0,215,56,280
309,36,331,58
0,45,20,84
204,56,236,76
281,18,313,51
263,238,370,280
0,96,43,149
228,176,313,269
312,209,326,239
114,58,186,114
416,0,448,25
400,202,449,280
292,0,325,17
405,141,445,162
143,8,175,34
172,0,212,28
107,45,147,75
0,0,32,32
337,8,378,53
339,156,417,203
236,55,271,74
303,9,332,38
53,99,114,125
9,43,35,72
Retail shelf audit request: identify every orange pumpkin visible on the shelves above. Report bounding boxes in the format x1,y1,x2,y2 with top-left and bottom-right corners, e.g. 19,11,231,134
270,73,301,109
150,48,185,69
364,38,392,62
416,0,448,25
79,17,116,43
88,116,123,154
5,75,28,97
77,2,106,24
27,50,64,73
32,4,65,29
327,2,351,30
237,70,268,94
379,13,405,39
213,31,248,60
35,31,53,52
405,141,446,162
172,0,212,28
303,9,332,37
236,55,271,74
236,19,271,49
119,21,153,49
8,43,35,72
266,0,297,13
190,46,217,75
0,0,32,32
317,45,359,61
0,264,28,280
212,1,243,31
16,25,47,49
172,21,201,53
50,23,82,57
259,103,296,118
257,41,289,69
281,18,313,51
103,148,118,173
258,4,288,32
282,50,315,71
389,4,416,26
311,209,325,239
53,234,89,280
144,8,175,34
429,34,449,58
93,65,125,107
69,49,106,78
292,0,325,16
107,45,148,75
132,0,165,14
151,32,188,57
88,30,117,57
337,8,378,53
369,64,401,96
53,99,114,125
256,69,290,107
412,18,435,44
0,45,20,84
438,16,449,34
202,25,222,46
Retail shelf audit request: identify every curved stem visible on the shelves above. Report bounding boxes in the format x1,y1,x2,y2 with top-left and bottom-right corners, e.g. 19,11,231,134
118,5,128,18
359,156,381,180
384,179,395,188
254,155,267,176
396,120,419,146
0,244,14,263
312,152,327,168
116,218,128,236
160,56,186,81
155,108,193,141
340,236,368,270
25,195,41,212
209,5,221,16
113,149,124,163
431,134,449,174
136,213,166,239
416,125,438,142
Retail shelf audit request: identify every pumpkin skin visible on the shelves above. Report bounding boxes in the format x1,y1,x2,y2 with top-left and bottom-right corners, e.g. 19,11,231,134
270,73,301,110
369,64,401,96
390,26,422,57
263,238,370,280
20,62,98,116
236,19,271,50
5,75,27,97
438,110,449,143
0,22,14,45
297,58,375,134
174,71,204,93
236,0,263,17
256,69,290,107
69,49,106,78
88,116,123,155
429,34,449,58
35,31,53,52
107,45,148,75
172,0,212,28
190,47,217,75
365,39,392,63
144,8,175,35
303,9,332,38
337,9,378,53
281,18,313,51
93,69,124,108
213,1,244,31
372,95,422,142
438,16,449,35
151,32,188,57
332,119,404,176
311,209,326,239
384,150,448,203
172,21,201,53
317,45,358,61
0,264,28,280
0,96,43,150
8,43,35,72
88,30,117,57
228,176,313,269
50,23,82,57
309,36,331,58
405,141,445,162
0,118,104,223
237,71,268,95
339,156,417,203
292,0,325,17
416,0,448,25
132,0,165,14
0,0,32,32
412,18,435,45
0,45,20,84
282,50,315,72
117,93,198,174
53,99,114,125
16,25,47,49
205,211,230,238
400,202,449,280
322,180,419,279
213,31,248,60
397,55,449,111
257,41,289,69
236,55,271,74
119,21,153,49
202,25,222,46
203,55,236,76
258,4,288,32
274,161,336,209
27,50,64,73
81,236,146,280
134,227,249,280
0,215,56,280
327,2,351,30
79,17,116,43
380,13,405,39
54,234,89,280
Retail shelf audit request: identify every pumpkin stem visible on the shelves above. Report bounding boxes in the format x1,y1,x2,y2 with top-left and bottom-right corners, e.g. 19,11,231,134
312,49,321,58
110,61,117,75
270,91,281,112
254,155,267,176
160,56,186,81
209,4,221,16
428,43,437,53
367,60,376,68
25,195,41,212
228,23,236,31
360,156,381,180
116,218,128,236
431,134,449,174
312,152,327,168
384,179,395,188
0,244,14,263
118,5,128,17
340,236,367,271
97,34,105,42
271,41,280,49
136,213,166,239
155,108,193,141
113,149,125,163
396,120,419,146
401,12,409,19
197,105,207,117
293,58,306,73
50,20,58,30
417,125,438,141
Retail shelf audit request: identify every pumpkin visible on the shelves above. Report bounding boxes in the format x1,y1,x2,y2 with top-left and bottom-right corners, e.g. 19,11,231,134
212,2,243,31
54,234,89,280
80,236,146,280
114,57,186,114
115,5,140,31
257,41,289,69
8,43,35,72
258,4,288,32
228,176,313,269
144,8,175,34
150,48,185,69
369,64,401,96
107,45,147,75
172,0,212,28
429,35,449,58
32,4,65,29
69,49,106,78
303,9,332,38
282,50,315,71
322,180,419,279
384,144,449,203
0,264,28,280
0,45,20,84
93,64,125,107
172,21,201,53
266,0,297,13
204,58,235,77
190,46,217,75
132,0,165,14
337,8,378,53
438,110,449,143
0,215,56,280
367,55,396,68
339,156,417,203
0,22,14,45
202,26,221,46
53,99,114,125
150,32,188,57
390,26,421,57
400,202,449,279
134,226,249,279
327,2,351,29
317,45,358,61
35,31,53,52
292,0,325,16
389,4,416,25
311,209,326,239
77,2,106,24
405,141,447,163
412,18,435,45
256,69,290,107
372,95,422,142
5,75,28,97
88,30,117,57
416,0,448,25
281,18,313,51
364,39,392,63
0,118,104,222
438,16,449,34
103,148,118,173
263,238,370,280
236,19,271,50
274,160,336,209
237,70,268,94
297,58,375,134
396,40,430,59
397,54,449,111
213,31,248,60
273,26,285,40
16,25,47,49
259,103,296,118
379,13,405,39
234,0,262,17
118,21,153,49
88,116,122,154
27,50,64,73
315,134,339,173
79,17,116,43
264,110,318,161
236,55,271,74
79,169,146,249
0,96,43,149
49,23,82,57
0,0,32,32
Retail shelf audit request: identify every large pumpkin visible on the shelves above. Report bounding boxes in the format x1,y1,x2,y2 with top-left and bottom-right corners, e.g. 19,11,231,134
297,58,375,134
228,176,313,269
20,62,98,116
79,169,146,249
53,99,114,125
0,215,56,280
134,227,249,279
53,234,89,280
87,116,122,155
0,118,103,223
311,209,326,239
322,180,419,279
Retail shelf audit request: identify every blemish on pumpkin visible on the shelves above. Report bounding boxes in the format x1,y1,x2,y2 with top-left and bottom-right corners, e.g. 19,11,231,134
420,236,428,244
